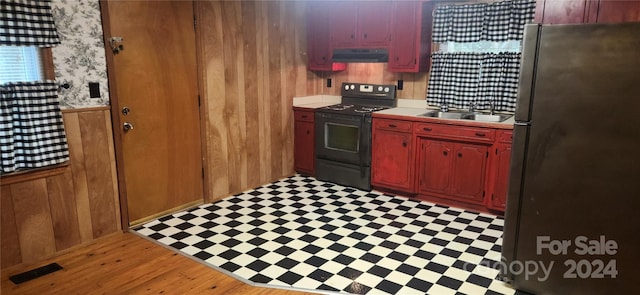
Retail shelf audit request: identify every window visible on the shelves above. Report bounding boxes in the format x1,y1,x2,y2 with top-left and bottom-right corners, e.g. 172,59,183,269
0,46,44,83
1,0,67,175
426,0,536,112
438,41,521,54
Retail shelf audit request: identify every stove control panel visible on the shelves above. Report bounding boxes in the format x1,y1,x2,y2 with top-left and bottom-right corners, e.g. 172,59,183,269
340,82,397,107
342,83,396,97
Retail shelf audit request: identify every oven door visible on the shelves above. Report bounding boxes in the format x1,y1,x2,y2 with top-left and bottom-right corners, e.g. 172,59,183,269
315,112,371,165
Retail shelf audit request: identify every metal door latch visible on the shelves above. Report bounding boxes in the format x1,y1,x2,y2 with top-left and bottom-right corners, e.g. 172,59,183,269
123,122,134,132
110,37,124,54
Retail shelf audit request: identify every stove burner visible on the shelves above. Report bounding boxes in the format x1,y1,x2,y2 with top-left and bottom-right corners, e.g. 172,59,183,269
354,106,388,113
324,104,354,111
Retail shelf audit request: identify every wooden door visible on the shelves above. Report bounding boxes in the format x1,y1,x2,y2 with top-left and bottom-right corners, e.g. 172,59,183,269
417,139,452,195
104,1,203,224
450,143,487,204
371,128,413,192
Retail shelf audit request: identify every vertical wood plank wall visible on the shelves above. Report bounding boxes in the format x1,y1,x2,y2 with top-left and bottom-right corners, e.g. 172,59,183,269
1,108,121,269
197,1,428,201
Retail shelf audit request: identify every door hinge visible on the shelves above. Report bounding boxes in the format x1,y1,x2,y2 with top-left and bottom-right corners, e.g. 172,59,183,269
198,94,201,107
495,148,498,155
193,14,197,31
483,191,485,197
486,151,489,158
491,194,494,200
201,167,205,179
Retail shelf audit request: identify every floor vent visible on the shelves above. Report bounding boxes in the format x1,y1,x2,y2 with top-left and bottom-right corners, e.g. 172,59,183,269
9,263,63,284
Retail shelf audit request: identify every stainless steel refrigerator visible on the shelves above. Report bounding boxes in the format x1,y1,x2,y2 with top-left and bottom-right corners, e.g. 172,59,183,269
502,23,640,294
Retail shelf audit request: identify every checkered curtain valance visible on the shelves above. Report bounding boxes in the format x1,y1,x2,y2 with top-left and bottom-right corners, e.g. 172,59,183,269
0,80,69,173
0,0,61,46
476,53,521,112
426,53,483,109
427,53,521,112
432,0,536,43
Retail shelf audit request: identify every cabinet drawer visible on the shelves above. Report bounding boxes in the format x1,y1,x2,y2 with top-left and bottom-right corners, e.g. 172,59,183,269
497,130,513,143
374,118,412,132
414,122,495,143
294,110,314,122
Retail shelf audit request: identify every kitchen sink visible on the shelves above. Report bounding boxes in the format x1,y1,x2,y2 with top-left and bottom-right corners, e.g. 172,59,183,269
417,110,513,122
462,113,513,122
417,110,467,119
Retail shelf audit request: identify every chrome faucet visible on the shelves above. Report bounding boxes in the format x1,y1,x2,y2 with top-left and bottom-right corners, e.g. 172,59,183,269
489,101,496,115
469,102,478,113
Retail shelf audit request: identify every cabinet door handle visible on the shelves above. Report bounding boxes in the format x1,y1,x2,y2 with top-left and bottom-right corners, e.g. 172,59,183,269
363,33,367,39
306,130,310,135
402,140,407,147
351,34,355,39
475,132,486,137
301,115,308,119
458,152,462,158
443,151,448,156
423,127,432,131
388,124,397,128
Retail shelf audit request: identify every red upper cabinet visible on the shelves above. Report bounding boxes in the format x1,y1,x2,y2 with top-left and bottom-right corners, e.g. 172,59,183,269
358,2,393,47
307,1,346,71
388,1,434,72
536,0,640,24
535,0,597,24
330,1,391,49
594,1,640,23
330,2,359,48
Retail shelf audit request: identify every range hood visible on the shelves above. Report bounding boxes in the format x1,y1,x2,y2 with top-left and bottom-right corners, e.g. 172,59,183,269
331,48,389,63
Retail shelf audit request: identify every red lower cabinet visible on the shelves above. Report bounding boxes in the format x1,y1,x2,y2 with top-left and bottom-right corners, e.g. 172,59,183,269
416,138,487,205
450,143,488,204
370,115,512,214
416,139,452,196
294,110,315,175
371,119,414,193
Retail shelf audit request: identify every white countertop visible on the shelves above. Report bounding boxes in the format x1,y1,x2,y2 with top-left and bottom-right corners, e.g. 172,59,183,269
291,96,514,128
293,95,341,109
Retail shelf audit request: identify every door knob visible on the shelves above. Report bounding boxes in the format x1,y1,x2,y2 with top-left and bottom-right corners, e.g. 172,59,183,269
122,106,130,115
123,122,134,132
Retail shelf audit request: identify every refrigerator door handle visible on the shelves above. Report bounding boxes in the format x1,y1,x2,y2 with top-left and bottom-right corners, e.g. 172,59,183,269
502,123,530,282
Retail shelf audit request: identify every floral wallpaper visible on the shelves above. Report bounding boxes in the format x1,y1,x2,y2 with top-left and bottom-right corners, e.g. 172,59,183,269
51,0,109,108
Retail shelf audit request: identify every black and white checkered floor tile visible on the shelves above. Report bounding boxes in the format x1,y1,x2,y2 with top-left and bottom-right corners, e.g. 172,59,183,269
134,175,523,295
